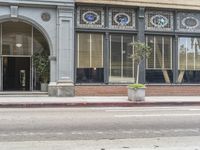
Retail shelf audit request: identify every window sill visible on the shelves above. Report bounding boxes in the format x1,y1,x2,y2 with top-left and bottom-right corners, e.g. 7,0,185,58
75,83,105,86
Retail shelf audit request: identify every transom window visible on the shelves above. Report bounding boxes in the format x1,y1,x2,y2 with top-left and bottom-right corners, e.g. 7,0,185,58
177,12,200,32
145,11,174,31
2,22,32,56
109,8,136,30
77,7,105,28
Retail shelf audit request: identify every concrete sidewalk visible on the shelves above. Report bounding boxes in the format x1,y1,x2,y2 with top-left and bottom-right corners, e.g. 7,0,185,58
0,96,200,108
1,136,200,150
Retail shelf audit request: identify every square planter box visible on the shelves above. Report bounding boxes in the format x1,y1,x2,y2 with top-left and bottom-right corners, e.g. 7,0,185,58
41,83,48,92
128,87,145,101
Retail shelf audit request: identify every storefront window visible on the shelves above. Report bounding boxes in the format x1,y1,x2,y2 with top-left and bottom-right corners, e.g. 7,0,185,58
2,22,32,55
33,28,50,90
109,34,135,83
178,37,200,83
146,35,173,83
1,21,50,91
76,33,104,83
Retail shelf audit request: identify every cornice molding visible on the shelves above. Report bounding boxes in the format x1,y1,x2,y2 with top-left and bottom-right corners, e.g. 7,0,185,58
0,0,74,6
75,0,200,10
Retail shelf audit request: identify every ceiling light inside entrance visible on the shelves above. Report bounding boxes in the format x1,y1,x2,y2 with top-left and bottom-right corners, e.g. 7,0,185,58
16,43,22,48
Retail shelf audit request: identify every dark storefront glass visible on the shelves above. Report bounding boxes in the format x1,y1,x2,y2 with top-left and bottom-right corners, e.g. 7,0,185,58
146,35,173,83
76,68,104,83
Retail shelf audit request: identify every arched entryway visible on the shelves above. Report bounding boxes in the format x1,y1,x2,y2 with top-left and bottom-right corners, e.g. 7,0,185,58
1,21,50,91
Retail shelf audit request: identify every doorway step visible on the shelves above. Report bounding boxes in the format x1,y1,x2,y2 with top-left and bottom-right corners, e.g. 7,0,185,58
0,91,48,97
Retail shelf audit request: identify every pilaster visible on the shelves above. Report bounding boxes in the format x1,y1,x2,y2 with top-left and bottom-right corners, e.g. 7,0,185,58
57,5,74,97
137,7,145,84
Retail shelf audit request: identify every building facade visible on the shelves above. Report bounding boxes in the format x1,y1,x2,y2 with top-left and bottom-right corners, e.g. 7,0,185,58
74,0,200,96
0,0,74,96
1,0,200,96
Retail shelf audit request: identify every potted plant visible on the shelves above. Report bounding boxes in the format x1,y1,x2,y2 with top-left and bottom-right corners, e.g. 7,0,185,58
128,41,152,101
33,51,50,92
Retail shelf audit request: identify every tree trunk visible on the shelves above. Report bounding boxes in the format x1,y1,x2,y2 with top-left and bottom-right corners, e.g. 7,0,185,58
136,63,140,84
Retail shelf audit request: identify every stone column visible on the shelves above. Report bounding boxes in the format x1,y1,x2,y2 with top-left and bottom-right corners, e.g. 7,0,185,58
174,35,178,84
137,7,146,84
0,56,2,91
56,5,75,97
48,55,57,96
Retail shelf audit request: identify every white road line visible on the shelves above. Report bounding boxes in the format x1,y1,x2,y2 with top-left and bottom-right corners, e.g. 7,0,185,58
71,132,83,135
106,109,200,112
104,107,196,110
106,109,184,112
0,129,199,137
0,132,64,137
91,107,182,111
122,131,133,134
189,109,200,111
115,114,200,118
105,108,200,112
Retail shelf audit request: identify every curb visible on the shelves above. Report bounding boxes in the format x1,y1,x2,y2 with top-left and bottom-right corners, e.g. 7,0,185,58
0,101,200,108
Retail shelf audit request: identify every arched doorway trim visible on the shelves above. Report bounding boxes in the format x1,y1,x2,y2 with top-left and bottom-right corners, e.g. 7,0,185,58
0,17,52,91
0,15,53,56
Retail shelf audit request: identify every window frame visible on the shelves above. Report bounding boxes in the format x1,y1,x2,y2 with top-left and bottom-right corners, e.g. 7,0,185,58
109,34,136,83
146,35,173,70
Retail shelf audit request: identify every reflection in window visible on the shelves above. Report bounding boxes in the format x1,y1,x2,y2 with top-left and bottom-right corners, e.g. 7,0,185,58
33,28,50,90
76,33,104,83
76,68,104,83
178,37,200,83
109,34,135,83
146,35,173,83
2,22,32,55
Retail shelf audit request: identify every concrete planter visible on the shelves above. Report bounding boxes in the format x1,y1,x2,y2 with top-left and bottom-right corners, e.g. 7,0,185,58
128,87,145,101
41,83,48,92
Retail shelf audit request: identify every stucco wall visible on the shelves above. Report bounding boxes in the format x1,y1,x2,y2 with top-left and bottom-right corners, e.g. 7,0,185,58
75,0,200,10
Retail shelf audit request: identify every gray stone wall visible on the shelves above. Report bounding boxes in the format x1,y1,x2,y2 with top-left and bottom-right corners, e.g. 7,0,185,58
0,0,75,96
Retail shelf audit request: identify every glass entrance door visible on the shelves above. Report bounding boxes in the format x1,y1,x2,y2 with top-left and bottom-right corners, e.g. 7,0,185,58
109,34,135,83
0,21,50,91
3,57,31,91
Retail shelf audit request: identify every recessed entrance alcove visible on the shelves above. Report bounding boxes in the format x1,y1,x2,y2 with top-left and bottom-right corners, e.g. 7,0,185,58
1,21,50,91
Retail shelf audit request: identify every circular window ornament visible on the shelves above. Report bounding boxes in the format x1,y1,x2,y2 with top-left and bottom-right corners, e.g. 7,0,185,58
182,17,199,29
41,12,51,22
82,11,100,24
150,15,169,28
114,13,130,26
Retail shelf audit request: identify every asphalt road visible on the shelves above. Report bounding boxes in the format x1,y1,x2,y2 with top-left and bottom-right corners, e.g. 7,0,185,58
0,106,200,142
